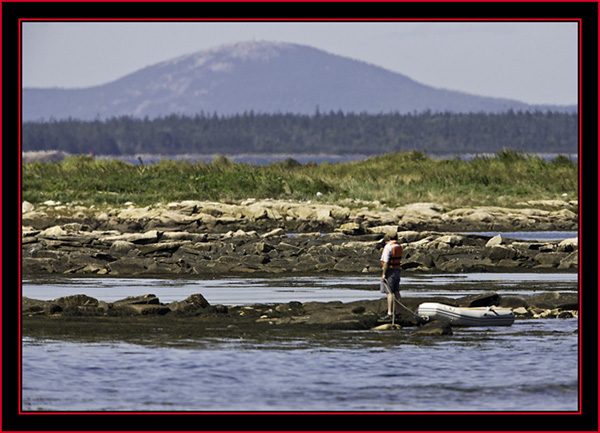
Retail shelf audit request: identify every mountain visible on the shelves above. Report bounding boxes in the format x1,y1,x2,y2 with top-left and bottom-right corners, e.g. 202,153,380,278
22,41,576,122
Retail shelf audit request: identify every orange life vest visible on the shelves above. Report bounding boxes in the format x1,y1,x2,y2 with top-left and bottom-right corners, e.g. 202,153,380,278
381,240,403,268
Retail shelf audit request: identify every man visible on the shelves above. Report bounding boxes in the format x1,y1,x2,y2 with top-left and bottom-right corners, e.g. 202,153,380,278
380,232,403,321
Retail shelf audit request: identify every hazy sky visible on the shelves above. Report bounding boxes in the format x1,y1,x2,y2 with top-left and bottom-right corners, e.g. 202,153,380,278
21,20,579,106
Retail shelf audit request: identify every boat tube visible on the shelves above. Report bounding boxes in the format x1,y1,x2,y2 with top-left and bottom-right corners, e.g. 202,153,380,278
416,302,515,327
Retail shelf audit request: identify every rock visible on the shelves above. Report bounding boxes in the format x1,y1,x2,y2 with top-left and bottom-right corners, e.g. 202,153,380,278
528,292,578,311
153,210,198,226
107,257,152,275
499,296,529,309
109,240,137,256
54,294,99,309
137,241,187,255
275,302,304,315
292,205,316,221
550,208,577,222
101,230,163,245
63,223,87,232
397,230,423,243
124,304,171,315
435,235,463,247
223,229,259,239
512,241,544,251
169,293,212,315
333,258,361,273
485,234,506,247
412,320,453,336
558,252,578,270
20,199,579,276
262,228,285,238
77,264,107,274
534,252,566,268
457,292,500,308
369,225,400,237
167,201,198,214
557,237,578,252
435,256,493,273
51,294,104,314
532,309,557,319
294,254,334,272
338,222,365,235
112,294,170,315
557,311,575,319
513,307,531,317
22,257,67,274
401,250,434,269
22,201,35,213
496,258,523,269
21,290,577,334
487,245,517,261
294,300,381,330
116,206,160,220
162,232,207,242
315,206,333,222
21,198,579,234
463,210,494,224
114,294,159,305
39,226,68,238
400,202,445,217
22,297,62,315
254,241,275,254
42,200,61,206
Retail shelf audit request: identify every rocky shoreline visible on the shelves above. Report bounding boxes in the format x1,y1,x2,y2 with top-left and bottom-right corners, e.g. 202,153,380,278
22,199,578,276
22,289,579,340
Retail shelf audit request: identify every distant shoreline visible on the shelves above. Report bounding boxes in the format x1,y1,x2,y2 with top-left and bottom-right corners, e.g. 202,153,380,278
22,150,579,165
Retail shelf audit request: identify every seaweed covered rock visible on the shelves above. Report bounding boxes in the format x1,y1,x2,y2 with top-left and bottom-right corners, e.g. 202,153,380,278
412,320,453,336
168,293,213,315
111,294,171,315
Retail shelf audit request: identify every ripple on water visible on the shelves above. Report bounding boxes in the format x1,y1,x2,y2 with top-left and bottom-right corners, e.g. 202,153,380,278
21,318,579,412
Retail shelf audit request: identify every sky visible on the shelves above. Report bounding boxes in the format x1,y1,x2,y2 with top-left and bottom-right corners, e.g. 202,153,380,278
21,20,579,106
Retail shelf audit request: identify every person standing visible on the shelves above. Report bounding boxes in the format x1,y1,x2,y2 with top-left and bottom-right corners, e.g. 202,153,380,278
380,232,403,320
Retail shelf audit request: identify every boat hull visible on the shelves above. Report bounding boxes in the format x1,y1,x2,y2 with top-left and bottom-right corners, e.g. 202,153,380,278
416,302,515,327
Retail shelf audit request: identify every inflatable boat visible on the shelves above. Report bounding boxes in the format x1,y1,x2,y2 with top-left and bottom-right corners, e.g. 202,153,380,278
416,302,515,326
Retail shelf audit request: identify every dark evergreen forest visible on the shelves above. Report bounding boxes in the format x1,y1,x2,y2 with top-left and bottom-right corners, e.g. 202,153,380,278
21,110,578,156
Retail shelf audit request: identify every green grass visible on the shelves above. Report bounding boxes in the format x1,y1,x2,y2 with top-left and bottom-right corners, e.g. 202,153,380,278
21,150,578,209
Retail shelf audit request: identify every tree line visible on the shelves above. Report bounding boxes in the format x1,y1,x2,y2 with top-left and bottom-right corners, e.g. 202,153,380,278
21,110,578,156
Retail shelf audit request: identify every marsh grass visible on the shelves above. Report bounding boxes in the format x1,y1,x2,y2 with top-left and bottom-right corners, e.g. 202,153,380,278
21,150,578,209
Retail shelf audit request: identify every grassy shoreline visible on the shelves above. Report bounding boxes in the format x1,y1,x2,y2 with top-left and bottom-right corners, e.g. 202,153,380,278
22,150,578,210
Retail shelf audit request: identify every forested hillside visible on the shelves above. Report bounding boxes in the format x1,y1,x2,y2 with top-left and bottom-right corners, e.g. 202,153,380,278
21,110,578,156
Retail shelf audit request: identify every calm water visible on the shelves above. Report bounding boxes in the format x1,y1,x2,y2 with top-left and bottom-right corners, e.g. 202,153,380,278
22,272,578,306
21,271,579,413
22,318,578,412
462,231,577,241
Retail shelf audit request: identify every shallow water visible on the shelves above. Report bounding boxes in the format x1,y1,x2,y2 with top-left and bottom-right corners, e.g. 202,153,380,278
21,318,578,412
20,272,580,413
460,231,577,241
22,272,578,306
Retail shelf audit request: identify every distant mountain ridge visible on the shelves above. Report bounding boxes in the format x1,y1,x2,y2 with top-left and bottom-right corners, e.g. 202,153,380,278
22,40,577,122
